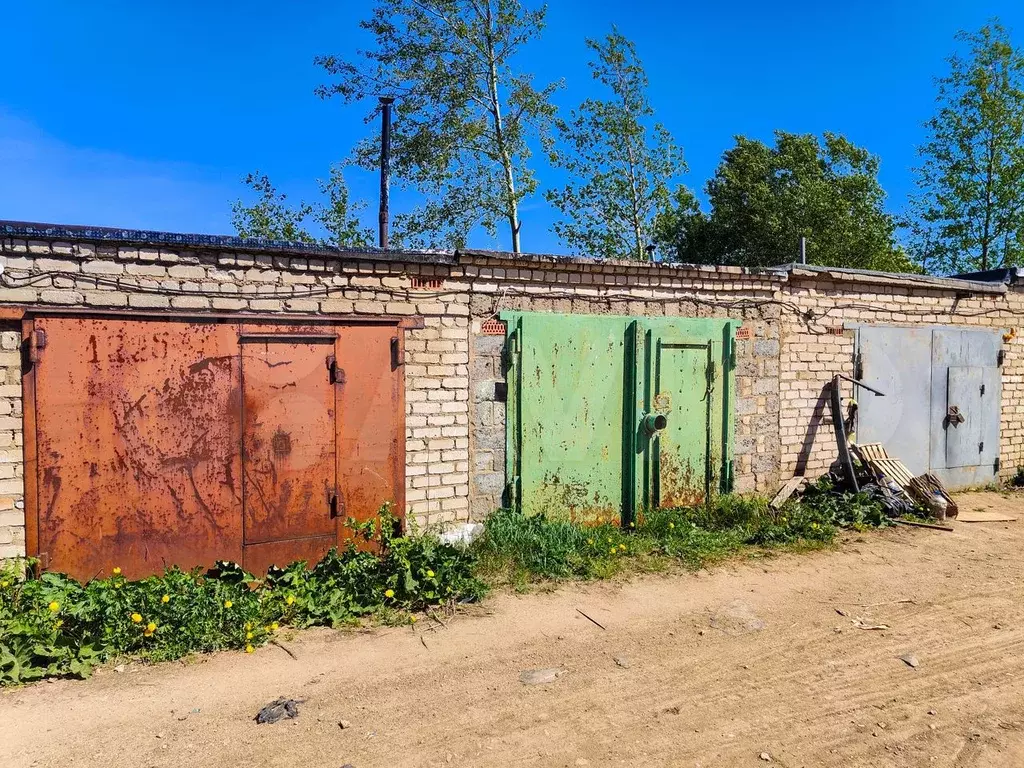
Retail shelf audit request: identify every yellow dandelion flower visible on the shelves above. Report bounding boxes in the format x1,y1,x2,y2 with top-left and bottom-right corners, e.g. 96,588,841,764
285,595,295,606
131,613,142,623
629,521,635,528
115,583,122,589
384,589,395,599
245,644,254,654
619,544,626,551
609,547,617,554
410,615,417,623
143,629,154,637
270,622,279,631
112,567,121,576
245,622,252,631
1,580,9,588
246,632,253,640
146,622,157,632
161,594,170,603
223,600,233,609
669,522,675,529
426,569,435,578
47,600,60,612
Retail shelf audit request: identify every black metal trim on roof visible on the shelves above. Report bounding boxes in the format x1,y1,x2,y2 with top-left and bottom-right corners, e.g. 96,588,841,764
0,221,457,265
950,267,1021,284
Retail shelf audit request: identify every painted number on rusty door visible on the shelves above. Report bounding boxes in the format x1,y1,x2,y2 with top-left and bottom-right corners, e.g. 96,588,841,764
241,337,337,571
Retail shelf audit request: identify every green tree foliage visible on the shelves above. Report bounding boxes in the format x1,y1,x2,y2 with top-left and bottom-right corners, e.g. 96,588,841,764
909,21,1024,274
656,131,912,271
231,172,314,243
315,0,560,253
545,30,692,260
231,167,373,247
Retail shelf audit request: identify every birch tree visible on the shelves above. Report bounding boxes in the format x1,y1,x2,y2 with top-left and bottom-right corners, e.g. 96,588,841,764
546,30,689,260
315,0,559,252
910,21,1024,273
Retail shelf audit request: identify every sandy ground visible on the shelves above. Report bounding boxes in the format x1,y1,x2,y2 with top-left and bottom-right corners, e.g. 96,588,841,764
3,491,1024,768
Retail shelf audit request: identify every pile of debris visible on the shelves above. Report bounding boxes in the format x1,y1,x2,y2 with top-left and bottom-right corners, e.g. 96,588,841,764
773,373,958,523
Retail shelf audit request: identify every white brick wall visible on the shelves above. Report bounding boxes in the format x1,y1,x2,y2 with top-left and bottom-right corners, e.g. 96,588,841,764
3,235,1024,560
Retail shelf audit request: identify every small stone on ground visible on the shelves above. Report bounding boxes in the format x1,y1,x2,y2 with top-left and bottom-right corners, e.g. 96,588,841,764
519,668,566,685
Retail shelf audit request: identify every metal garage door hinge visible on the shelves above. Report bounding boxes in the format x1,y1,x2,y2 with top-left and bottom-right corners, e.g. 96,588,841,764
329,492,344,519
327,355,345,385
391,337,403,368
503,329,520,369
28,329,47,363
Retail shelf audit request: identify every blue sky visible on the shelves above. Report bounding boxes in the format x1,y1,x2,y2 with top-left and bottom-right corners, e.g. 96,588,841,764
2,0,1022,254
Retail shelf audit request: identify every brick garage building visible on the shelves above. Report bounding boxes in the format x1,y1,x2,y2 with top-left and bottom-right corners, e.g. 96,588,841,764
0,222,1021,574
776,265,1023,485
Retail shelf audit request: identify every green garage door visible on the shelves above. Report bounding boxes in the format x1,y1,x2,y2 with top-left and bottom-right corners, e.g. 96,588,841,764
503,312,735,523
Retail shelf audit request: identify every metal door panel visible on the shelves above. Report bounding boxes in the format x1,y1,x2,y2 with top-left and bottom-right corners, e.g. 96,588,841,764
856,327,932,476
929,328,1002,486
241,337,337,560
508,313,627,522
946,366,984,468
945,365,1000,469
239,536,337,577
652,340,715,506
336,325,404,528
504,311,734,523
858,325,1002,490
32,317,242,580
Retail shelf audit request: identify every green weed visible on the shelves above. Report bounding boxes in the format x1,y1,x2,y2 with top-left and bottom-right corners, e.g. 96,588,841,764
0,506,484,686
475,482,888,587
1,485,894,685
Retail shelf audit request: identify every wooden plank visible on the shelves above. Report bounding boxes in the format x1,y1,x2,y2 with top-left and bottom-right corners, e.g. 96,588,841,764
895,519,954,532
957,510,1017,523
770,476,806,509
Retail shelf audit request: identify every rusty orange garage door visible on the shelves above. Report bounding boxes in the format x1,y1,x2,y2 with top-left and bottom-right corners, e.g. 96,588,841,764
23,313,407,580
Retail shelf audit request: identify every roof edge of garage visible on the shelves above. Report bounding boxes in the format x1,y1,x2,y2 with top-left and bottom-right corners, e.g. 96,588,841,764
1,220,457,266
456,247,791,278
773,263,1007,295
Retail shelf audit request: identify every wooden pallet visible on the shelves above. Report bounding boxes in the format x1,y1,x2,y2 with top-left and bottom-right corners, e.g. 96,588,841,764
852,442,958,519
852,443,916,487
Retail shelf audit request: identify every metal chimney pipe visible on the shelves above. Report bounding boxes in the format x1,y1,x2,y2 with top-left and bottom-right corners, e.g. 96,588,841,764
799,235,807,264
378,96,395,249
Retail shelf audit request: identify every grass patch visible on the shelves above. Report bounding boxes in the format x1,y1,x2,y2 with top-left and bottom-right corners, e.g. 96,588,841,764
2,479,893,685
474,478,892,588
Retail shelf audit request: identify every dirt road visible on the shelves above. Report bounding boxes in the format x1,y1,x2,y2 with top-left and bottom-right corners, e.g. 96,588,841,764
4,492,1024,768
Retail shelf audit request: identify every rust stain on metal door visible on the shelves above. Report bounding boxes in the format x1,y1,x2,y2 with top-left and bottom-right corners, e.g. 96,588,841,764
32,317,242,580
28,315,408,579
241,331,337,573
